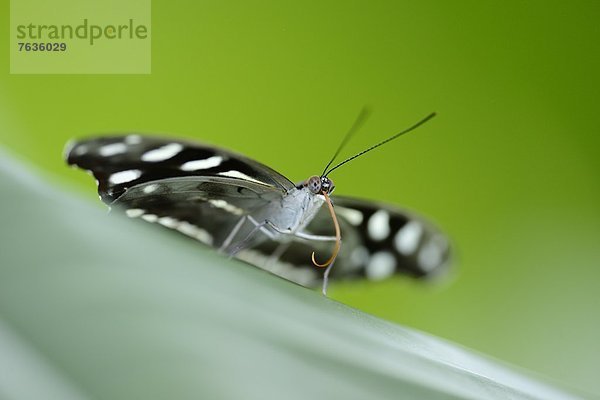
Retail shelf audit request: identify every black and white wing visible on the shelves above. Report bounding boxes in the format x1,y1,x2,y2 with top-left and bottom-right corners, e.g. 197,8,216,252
66,135,295,248
66,134,450,288
324,196,450,280
244,196,451,286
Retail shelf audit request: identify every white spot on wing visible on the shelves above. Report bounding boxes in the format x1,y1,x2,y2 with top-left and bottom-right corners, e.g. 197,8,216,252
180,156,223,171
336,207,363,226
395,221,423,255
141,214,158,223
126,208,145,218
366,251,396,280
176,221,197,236
141,143,184,162
349,246,370,270
99,142,128,157
418,235,447,272
108,169,142,185
367,210,390,241
73,144,88,156
143,183,159,194
176,221,213,245
209,199,244,216
194,229,214,245
125,135,142,144
218,170,265,185
158,216,179,228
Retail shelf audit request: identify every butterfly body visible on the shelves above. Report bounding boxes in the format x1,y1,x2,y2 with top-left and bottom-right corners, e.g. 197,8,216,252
216,181,333,256
251,182,326,235
66,133,450,288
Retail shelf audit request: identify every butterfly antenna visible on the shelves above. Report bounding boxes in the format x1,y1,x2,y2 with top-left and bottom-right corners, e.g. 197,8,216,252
324,112,437,176
320,107,371,176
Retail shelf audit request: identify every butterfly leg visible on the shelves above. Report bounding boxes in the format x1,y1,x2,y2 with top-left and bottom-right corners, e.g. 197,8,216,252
247,219,337,242
221,216,276,256
227,217,337,258
228,217,338,294
227,216,314,255
226,216,278,257
294,231,337,242
219,216,248,253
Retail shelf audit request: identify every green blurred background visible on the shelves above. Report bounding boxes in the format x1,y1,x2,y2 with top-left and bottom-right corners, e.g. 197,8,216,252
1,0,598,396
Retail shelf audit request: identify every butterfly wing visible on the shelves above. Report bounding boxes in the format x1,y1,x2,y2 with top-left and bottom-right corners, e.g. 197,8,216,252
323,196,450,279
245,196,451,286
66,134,294,203
66,135,295,248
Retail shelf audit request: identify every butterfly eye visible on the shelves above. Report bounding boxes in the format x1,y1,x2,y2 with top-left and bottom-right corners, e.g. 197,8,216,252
320,177,335,194
306,176,322,194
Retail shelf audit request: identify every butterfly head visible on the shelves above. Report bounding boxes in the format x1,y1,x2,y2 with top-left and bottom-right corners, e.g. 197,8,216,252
304,175,335,195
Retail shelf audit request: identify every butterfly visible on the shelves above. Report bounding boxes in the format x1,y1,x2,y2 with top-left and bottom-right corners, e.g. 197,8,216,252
65,111,450,294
